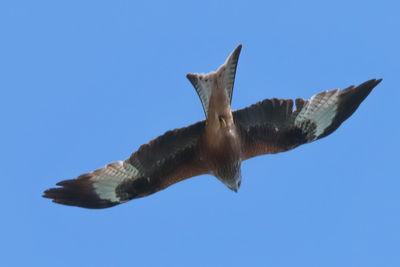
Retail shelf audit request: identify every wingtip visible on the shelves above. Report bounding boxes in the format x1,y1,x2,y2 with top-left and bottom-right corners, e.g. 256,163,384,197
43,178,118,209
42,188,56,199
359,78,383,92
364,78,382,86
42,191,50,199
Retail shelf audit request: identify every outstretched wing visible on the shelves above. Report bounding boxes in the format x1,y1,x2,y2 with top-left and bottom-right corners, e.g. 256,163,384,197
43,121,207,209
233,79,382,160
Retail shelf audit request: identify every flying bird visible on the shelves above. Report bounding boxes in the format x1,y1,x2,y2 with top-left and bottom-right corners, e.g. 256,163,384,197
43,44,382,209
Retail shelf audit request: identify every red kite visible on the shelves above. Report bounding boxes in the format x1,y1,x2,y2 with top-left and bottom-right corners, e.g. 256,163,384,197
43,45,382,209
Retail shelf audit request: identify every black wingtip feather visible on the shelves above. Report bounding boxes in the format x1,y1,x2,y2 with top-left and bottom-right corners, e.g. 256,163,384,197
319,78,382,139
43,178,118,209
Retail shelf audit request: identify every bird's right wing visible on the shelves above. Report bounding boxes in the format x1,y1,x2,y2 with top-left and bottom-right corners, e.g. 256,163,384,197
233,79,382,160
43,121,208,209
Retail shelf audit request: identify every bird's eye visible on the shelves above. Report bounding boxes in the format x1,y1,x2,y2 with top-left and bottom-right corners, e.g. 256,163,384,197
237,181,241,188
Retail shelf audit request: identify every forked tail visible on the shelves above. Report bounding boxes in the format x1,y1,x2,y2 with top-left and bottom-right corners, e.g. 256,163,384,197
186,44,242,118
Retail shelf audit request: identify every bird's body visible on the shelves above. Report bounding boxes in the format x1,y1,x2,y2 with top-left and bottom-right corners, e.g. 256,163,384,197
188,46,244,191
43,45,382,209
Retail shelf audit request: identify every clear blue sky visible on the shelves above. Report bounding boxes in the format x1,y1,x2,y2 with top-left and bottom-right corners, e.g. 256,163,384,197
1,1,399,266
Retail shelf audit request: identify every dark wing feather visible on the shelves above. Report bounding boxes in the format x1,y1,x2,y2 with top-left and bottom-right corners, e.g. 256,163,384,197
43,121,207,209
234,79,382,160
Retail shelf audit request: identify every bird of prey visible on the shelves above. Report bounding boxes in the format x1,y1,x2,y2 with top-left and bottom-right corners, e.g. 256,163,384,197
43,44,382,209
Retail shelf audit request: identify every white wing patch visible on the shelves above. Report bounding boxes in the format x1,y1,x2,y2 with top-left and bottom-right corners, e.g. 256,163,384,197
91,161,140,202
295,89,339,140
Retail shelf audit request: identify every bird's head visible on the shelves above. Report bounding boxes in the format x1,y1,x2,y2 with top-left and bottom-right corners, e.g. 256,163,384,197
215,162,242,192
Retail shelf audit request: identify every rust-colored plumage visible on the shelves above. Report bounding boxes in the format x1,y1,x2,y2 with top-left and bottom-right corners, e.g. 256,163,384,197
43,45,382,208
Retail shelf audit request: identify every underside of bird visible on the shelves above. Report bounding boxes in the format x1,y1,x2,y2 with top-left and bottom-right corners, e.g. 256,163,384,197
186,45,243,192
43,44,382,209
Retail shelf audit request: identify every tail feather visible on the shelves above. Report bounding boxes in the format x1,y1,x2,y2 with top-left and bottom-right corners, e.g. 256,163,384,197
186,73,213,117
187,44,242,117
221,44,241,102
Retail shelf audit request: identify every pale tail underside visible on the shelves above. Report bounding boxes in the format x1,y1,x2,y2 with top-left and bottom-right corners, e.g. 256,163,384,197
186,44,242,117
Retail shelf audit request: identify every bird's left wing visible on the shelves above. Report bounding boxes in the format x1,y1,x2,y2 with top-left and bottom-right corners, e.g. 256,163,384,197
43,121,207,209
233,79,382,160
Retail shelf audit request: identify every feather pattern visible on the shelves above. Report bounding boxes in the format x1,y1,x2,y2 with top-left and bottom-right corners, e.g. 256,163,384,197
186,44,242,117
43,43,382,209
234,79,382,160
43,121,207,208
